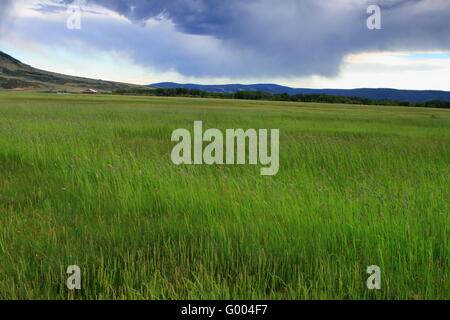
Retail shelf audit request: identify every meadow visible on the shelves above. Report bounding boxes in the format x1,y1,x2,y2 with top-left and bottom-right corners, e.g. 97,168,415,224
0,92,448,299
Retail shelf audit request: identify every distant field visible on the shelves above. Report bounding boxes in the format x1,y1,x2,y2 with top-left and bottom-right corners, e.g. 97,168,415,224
0,92,448,299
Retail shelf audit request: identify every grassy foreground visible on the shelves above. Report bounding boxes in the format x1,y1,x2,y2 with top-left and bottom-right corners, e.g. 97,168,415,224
0,92,448,300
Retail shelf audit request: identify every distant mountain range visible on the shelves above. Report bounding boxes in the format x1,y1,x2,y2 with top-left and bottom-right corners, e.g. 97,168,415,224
0,51,141,92
2,50,449,102
150,82,450,103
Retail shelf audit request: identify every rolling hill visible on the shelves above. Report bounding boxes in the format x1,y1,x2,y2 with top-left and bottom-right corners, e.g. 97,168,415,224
150,82,450,103
0,51,141,92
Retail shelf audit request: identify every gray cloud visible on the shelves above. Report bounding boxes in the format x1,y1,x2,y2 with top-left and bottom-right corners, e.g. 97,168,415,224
7,0,450,78
0,0,13,15
0,0,14,36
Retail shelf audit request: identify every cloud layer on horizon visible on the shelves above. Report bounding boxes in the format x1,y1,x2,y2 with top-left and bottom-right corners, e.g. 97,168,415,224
1,0,450,79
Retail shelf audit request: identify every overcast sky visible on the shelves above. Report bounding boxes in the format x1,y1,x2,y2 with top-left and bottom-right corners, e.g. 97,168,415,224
1,0,449,90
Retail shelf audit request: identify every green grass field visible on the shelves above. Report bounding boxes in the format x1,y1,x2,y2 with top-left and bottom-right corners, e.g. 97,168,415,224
0,92,448,300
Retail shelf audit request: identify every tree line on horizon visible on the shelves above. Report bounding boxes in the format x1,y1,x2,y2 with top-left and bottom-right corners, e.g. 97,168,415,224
112,87,450,109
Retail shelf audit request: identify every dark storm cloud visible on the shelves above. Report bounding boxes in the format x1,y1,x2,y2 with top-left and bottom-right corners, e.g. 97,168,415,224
15,0,450,78
58,0,245,35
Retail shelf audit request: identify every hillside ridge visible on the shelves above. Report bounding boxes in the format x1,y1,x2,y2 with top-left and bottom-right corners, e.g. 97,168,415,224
0,51,141,92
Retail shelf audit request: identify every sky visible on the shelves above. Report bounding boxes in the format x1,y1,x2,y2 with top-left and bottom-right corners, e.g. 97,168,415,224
0,0,450,90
